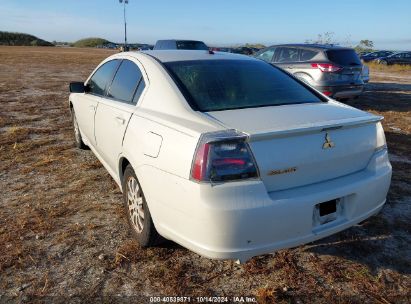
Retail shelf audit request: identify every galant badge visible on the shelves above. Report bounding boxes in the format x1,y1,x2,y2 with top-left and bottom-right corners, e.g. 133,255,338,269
323,132,335,149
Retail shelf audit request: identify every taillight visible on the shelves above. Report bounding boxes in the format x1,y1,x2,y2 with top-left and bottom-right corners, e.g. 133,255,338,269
191,130,259,182
311,63,342,73
375,122,387,153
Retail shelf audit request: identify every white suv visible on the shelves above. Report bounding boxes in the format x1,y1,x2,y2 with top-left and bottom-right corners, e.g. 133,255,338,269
69,50,391,262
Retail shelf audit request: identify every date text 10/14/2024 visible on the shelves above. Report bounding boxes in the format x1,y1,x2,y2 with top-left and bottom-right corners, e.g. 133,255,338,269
149,296,258,303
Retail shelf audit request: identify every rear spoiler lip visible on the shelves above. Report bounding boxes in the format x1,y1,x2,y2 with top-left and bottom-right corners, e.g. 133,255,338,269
247,115,383,142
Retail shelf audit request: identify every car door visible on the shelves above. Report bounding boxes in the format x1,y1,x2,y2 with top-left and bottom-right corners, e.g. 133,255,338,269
94,58,147,173
74,59,120,146
390,53,402,64
399,52,411,64
404,53,411,65
272,47,300,72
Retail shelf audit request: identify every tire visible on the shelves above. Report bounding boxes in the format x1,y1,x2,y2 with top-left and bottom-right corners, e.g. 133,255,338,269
380,60,388,65
71,109,87,149
122,165,160,247
337,98,349,102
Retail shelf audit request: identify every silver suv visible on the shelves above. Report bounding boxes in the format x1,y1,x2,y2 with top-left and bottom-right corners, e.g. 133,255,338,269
255,44,364,100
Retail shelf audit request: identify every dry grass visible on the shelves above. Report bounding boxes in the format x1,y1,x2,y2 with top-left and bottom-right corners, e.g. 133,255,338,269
0,46,410,303
367,61,411,74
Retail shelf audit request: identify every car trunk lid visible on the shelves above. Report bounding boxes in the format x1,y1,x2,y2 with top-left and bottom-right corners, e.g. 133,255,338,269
205,102,381,192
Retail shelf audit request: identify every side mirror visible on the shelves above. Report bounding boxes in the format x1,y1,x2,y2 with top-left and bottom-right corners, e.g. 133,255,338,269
69,82,86,93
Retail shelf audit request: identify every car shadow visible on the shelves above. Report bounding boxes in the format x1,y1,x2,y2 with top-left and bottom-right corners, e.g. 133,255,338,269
345,82,411,112
305,209,410,275
154,239,185,250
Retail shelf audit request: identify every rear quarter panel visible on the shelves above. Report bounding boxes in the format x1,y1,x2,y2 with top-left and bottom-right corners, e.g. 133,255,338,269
121,112,200,227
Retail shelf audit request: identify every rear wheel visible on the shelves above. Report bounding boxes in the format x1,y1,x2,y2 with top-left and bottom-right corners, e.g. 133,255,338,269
380,60,388,65
122,165,159,247
71,109,87,149
337,98,349,102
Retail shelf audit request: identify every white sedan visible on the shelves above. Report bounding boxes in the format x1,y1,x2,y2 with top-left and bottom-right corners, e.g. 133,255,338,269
69,50,391,262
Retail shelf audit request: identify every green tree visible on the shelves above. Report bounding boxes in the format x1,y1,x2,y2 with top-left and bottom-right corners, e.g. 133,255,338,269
354,39,374,53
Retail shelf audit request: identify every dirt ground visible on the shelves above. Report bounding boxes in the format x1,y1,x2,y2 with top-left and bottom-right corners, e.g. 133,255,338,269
0,47,410,303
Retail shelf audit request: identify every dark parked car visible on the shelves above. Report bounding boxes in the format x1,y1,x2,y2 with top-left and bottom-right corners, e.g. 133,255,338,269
231,47,254,55
255,44,364,99
377,52,411,65
361,51,394,62
358,51,370,56
154,40,208,50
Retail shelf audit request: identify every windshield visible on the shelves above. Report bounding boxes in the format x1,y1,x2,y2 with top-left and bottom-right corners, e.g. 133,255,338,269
326,49,362,66
164,60,323,112
176,41,208,50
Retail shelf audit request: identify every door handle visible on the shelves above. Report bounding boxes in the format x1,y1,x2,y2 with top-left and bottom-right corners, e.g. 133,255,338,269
115,116,126,125
89,105,96,111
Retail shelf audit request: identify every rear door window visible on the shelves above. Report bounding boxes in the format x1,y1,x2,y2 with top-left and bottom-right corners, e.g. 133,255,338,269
275,47,300,63
88,60,120,96
326,50,361,66
107,59,143,103
133,79,146,104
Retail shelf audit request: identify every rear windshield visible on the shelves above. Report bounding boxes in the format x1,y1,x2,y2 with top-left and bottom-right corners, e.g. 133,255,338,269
176,41,208,50
164,60,323,112
326,50,361,66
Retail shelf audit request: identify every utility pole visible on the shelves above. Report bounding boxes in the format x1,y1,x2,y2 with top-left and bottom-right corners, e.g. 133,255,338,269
119,0,128,51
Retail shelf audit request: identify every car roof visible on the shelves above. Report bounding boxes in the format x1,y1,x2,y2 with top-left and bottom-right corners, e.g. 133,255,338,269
140,50,255,63
156,39,204,42
268,44,353,51
390,51,407,54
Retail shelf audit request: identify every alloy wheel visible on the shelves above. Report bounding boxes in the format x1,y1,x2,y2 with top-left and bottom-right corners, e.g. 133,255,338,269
126,176,145,233
73,115,81,143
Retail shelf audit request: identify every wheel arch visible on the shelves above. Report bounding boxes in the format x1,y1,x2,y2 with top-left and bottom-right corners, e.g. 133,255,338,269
119,156,130,185
293,71,314,84
118,155,143,193
69,99,78,120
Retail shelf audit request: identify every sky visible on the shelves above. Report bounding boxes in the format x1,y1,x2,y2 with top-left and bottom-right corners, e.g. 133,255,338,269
0,0,410,50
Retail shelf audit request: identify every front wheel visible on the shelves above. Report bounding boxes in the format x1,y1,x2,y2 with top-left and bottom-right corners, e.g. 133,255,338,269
71,109,87,149
122,165,160,247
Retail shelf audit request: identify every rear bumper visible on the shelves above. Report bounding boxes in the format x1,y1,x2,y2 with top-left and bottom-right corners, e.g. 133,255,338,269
145,150,391,262
317,84,364,99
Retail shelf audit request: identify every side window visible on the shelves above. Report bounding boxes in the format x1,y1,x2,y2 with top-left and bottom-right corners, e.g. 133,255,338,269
275,47,300,63
300,49,317,61
107,60,143,103
256,48,275,62
169,41,176,49
133,78,146,104
88,60,120,96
